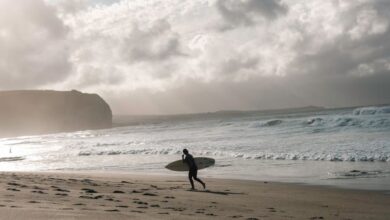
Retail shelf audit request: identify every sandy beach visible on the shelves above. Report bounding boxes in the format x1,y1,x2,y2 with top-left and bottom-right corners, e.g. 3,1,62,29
0,172,388,220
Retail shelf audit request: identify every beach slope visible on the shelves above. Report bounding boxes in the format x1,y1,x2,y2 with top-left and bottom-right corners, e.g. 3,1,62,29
0,172,388,220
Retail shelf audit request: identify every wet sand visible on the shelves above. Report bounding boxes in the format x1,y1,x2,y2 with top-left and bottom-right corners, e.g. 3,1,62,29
0,171,389,219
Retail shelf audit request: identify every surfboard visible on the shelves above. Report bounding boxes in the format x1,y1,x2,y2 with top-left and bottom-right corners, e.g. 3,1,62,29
165,157,215,171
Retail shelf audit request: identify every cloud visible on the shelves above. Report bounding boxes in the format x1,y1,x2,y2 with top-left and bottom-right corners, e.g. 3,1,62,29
1,0,390,114
0,0,70,89
61,9,186,90
50,0,88,15
216,0,287,28
120,19,185,63
289,0,390,78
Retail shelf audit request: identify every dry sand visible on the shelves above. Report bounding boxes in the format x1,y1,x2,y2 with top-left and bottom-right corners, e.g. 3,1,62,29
0,171,389,220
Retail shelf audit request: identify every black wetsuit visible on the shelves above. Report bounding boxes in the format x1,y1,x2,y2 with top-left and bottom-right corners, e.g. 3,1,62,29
183,154,205,189
184,154,198,176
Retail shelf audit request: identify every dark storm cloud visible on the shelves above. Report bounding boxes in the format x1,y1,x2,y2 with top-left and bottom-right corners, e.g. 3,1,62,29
0,0,70,89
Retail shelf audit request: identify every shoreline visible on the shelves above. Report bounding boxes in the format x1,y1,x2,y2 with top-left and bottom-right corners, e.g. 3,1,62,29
36,170,390,193
0,171,389,219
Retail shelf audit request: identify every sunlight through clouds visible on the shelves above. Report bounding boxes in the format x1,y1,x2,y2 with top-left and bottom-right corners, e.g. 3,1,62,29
1,0,390,113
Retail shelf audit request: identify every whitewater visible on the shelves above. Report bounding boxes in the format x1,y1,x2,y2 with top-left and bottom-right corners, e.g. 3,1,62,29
1,106,389,190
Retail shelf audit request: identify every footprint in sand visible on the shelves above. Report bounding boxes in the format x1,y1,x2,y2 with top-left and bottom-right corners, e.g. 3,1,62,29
55,188,70,192
28,201,40,204
116,205,128,208
230,215,243,218
10,206,21,208
8,183,27,188
121,181,133,184
246,218,259,220
32,190,47,194
113,190,125,194
79,195,99,199
79,195,103,199
73,203,86,206
143,192,158,196
158,212,169,215
81,188,98,193
131,210,145,213
7,188,20,192
267,207,276,212
55,193,68,196
133,201,148,205
32,186,46,190
206,213,217,216
164,207,186,212
105,209,120,212
150,204,160,208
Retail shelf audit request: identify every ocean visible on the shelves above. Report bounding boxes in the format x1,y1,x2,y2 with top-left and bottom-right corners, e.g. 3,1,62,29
1,106,389,191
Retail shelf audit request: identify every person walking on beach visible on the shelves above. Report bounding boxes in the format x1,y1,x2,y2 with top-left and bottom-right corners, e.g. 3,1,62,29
182,149,206,190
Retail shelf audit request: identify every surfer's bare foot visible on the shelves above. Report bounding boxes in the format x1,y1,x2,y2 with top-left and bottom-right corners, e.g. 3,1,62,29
202,183,206,189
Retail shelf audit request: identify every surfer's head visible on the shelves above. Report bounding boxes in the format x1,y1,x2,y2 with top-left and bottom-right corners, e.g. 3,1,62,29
183,149,189,155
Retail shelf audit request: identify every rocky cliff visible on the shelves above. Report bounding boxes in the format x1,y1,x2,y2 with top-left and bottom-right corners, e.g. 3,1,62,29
0,90,112,137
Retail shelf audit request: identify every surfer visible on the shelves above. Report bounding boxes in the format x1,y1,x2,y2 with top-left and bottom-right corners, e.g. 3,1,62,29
182,149,206,190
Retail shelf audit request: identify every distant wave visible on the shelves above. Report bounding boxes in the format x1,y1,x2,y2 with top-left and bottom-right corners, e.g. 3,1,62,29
249,119,283,128
353,106,390,115
305,116,390,129
246,106,390,131
78,149,390,162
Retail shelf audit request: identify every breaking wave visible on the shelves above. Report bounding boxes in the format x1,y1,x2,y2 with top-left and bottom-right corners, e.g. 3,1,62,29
353,106,390,115
247,106,390,132
78,148,390,162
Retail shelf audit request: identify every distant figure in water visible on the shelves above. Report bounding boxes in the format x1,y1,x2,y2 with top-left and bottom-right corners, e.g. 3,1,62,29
182,149,206,190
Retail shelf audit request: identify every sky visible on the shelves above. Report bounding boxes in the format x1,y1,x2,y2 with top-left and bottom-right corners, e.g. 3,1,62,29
0,0,390,115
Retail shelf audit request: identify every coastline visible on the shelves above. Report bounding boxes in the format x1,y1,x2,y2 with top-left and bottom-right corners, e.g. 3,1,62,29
0,171,389,219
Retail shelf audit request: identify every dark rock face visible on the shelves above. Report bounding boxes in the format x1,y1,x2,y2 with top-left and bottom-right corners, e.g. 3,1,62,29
0,90,112,137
